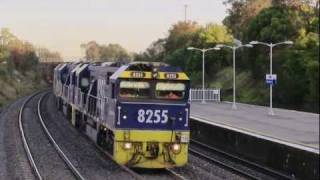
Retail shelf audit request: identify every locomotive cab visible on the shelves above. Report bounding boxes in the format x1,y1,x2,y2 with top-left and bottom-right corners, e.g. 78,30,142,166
109,62,190,168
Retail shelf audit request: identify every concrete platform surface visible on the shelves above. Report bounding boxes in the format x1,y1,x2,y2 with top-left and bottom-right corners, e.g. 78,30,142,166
190,102,319,153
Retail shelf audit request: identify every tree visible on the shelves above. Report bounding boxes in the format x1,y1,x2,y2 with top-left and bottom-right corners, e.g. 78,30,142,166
164,21,200,53
81,41,132,62
242,3,318,112
37,47,62,62
134,21,233,87
223,0,272,39
199,23,233,44
100,43,131,62
134,39,165,62
85,41,101,61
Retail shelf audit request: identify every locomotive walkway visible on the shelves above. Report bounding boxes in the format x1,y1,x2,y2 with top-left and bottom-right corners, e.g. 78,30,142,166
190,102,319,153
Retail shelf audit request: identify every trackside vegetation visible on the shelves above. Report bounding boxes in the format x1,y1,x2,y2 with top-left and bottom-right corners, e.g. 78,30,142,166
134,0,319,113
0,28,61,107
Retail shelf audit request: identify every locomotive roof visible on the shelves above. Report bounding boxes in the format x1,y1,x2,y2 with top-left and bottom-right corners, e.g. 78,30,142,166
58,63,67,71
75,64,88,76
71,64,82,73
110,62,189,81
56,62,188,81
110,65,129,81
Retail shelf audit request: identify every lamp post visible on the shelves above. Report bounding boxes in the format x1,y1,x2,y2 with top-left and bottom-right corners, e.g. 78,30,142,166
215,43,253,110
187,47,220,104
249,40,293,115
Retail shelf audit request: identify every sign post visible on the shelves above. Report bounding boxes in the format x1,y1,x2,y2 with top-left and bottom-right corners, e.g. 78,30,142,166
265,74,277,115
266,74,277,86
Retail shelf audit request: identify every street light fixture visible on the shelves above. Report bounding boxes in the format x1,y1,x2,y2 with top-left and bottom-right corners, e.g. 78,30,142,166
187,46,219,103
214,42,253,110
249,40,293,115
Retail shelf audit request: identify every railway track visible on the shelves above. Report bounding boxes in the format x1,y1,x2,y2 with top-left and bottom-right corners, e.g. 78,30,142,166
190,139,294,180
20,91,145,180
37,93,85,180
165,168,188,180
93,131,187,180
19,91,257,180
18,92,43,179
39,92,147,180
19,91,84,180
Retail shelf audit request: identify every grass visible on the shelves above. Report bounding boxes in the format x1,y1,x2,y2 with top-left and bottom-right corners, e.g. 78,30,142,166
208,67,268,105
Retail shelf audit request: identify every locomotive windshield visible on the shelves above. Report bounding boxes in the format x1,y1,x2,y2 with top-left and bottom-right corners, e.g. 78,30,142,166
155,82,185,100
120,81,150,98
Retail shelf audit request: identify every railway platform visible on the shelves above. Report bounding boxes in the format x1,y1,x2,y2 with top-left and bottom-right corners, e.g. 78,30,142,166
189,102,319,179
190,102,319,152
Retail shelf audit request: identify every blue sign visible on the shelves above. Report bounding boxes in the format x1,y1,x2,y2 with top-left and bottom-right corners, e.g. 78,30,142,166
266,74,277,86
266,79,277,85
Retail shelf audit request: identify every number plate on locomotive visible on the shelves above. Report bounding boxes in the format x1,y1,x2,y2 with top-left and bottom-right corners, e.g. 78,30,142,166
137,109,168,124
131,72,145,78
165,73,179,79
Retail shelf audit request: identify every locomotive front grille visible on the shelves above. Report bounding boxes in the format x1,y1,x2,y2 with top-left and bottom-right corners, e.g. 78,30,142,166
145,142,159,159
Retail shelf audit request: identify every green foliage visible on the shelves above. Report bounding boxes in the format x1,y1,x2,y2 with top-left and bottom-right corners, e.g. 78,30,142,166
134,39,165,62
81,41,132,62
227,0,319,112
246,7,300,42
0,28,53,107
100,44,131,61
134,21,233,84
223,0,272,39
199,23,233,44
135,0,319,113
164,21,200,53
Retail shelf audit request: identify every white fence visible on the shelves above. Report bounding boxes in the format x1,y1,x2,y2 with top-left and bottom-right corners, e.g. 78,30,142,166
189,88,220,102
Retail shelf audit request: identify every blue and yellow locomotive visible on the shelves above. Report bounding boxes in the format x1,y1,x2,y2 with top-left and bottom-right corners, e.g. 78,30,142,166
53,61,190,168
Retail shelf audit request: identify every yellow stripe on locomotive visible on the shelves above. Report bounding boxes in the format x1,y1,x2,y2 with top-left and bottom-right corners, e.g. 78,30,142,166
113,130,189,168
119,70,189,81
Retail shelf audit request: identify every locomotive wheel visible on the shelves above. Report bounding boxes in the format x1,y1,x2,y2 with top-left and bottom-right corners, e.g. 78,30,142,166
75,112,86,133
56,98,62,110
75,111,81,129
66,105,72,120
97,130,107,149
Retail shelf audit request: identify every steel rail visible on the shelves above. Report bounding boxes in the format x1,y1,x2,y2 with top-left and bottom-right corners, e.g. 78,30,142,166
190,139,294,180
19,91,44,180
192,139,293,179
189,147,259,180
165,168,188,180
37,92,85,180
93,142,145,180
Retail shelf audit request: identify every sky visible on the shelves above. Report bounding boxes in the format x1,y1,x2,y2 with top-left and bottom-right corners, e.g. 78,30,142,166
0,0,228,59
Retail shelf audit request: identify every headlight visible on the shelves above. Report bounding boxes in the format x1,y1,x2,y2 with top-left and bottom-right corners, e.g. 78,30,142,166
123,142,132,150
171,143,181,154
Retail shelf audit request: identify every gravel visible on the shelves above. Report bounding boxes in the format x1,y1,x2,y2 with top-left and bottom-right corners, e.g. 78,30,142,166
44,92,248,180
41,93,134,179
170,153,247,180
134,169,177,180
0,96,35,180
0,91,257,180
22,93,76,180
189,143,275,179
